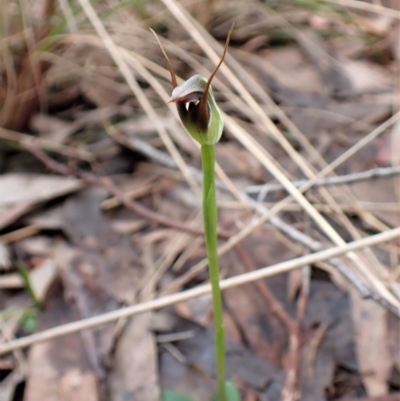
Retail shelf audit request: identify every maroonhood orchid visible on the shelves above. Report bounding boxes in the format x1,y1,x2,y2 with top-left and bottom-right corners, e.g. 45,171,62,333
152,25,237,401
152,24,233,145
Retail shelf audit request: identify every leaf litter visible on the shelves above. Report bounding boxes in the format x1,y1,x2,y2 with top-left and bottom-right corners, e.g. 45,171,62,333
1,1,400,401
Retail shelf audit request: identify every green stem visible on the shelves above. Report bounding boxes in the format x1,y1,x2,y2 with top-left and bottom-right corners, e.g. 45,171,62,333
201,144,226,401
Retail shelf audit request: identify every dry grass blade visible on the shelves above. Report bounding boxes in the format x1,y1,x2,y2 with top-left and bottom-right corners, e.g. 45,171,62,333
311,112,400,180
1,1,399,399
159,0,320,175
223,114,400,307
157,0,400,309
245,165,400,194
322,0,400,19
1,226,400,356
82,10,400,309
58,0,78,33
245,112,400,218
114,130,376,300
75,0,200,194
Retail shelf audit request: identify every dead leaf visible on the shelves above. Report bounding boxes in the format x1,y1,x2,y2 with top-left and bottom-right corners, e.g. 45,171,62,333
224,281,284,366
159,349,214,401
25,343,99,401
108,313,160,401
30,258,58,301
24,280,99,401
60,187,140,304
48,187,143,383
175,319,275,390
0,174,82,230
351,290,392,397
0,174,81,206
55,242,120,378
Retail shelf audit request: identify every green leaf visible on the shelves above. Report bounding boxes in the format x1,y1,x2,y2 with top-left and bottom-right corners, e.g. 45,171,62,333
20,309,38,333
212,381,241,401
21,314,38,333
17,262,41,308
161,389,196,401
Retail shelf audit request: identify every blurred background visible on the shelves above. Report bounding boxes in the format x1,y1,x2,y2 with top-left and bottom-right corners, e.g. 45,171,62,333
1,0,400,400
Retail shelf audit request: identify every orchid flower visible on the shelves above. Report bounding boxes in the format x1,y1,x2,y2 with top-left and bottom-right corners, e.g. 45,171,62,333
152,25,238,401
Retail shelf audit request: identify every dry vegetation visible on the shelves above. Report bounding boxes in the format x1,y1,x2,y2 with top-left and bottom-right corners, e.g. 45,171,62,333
1,0,400,400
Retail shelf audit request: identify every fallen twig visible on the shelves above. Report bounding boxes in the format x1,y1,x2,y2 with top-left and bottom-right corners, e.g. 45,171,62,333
244,165,400,195
118,134,372,300
26,144,206,237
0,127,94,162
1,226,399,355
235,245,300,401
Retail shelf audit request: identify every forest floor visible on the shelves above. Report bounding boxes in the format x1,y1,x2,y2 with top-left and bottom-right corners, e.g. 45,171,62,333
1,1,400,400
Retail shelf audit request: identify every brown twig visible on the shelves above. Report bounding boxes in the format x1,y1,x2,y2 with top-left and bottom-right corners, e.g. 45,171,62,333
1,227,400,356
26,144,206,237
245,165,400,195
0,127,94,161
234,244,301,401
121,134,373,299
